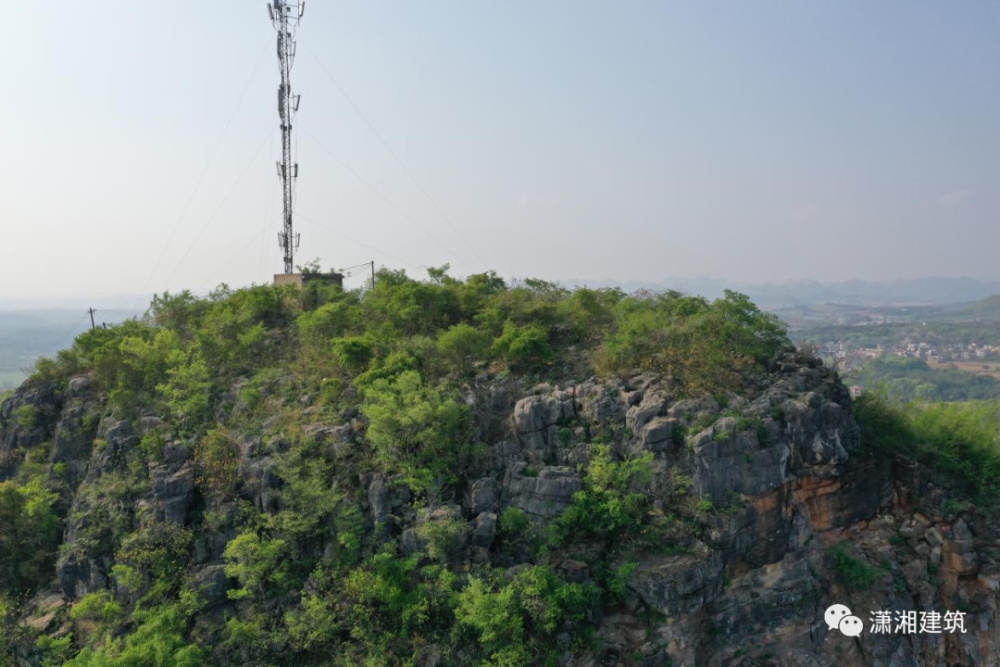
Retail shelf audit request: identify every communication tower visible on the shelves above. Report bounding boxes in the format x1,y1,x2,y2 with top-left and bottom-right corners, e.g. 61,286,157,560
268,1,305,274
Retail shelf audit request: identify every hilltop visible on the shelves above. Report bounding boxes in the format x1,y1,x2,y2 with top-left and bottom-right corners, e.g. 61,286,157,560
1,270,999,665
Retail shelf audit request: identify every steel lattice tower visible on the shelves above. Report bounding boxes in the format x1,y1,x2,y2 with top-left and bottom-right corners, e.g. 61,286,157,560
269,1,304,274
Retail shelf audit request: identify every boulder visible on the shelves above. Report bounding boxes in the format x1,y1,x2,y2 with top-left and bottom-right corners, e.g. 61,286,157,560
151,461,195,524
471,512,497,548
502,464,582,520
465,477,498,514
368,475,410,527
688,419,789,501
626,550,724,616
192,564,231,608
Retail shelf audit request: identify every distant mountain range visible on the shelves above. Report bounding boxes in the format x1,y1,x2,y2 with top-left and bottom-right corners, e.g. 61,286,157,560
0,308,143,389
569,277,1000,308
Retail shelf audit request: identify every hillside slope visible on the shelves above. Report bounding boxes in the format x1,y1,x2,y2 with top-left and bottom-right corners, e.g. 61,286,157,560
0,273,998,666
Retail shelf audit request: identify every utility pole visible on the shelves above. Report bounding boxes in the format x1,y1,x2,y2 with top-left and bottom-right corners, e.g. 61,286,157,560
87,308,96,330
268,1,305,274
370,261,376,289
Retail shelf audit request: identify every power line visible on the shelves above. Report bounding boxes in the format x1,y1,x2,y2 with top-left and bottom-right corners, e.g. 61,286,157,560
299,126,473,272
134,40,271,310
159,125,278,292
340,261,376,272
295,211,419,269
304,44,490,271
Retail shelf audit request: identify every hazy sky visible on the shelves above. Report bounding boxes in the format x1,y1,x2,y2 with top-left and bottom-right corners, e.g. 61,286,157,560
3,1,1000,300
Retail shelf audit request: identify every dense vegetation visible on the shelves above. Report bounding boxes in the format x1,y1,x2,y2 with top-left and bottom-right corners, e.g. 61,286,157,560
797,320,1000,349
0,270,792,666
854,393,1000,511
854,356,1000,402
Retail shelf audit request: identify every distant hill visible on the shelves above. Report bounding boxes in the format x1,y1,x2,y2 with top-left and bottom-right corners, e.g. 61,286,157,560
955,295,1000,320
0,308,142,389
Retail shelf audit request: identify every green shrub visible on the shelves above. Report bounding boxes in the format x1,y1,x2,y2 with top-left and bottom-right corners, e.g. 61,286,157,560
550,445,653,544
437,323,490,374
13,405,37,431
456,565,595,664
157,351,213,428
500,507,530,535
0,479,60,592
361,370,467,492
415,514,470,561
593,290,788,395
827,543,884,591
296,299,356,343
193,430,240,501
224,531,289,600
493,322,555,368
285,594,338,654
66,595,205,666
855,393,1000,508
331,337,375,374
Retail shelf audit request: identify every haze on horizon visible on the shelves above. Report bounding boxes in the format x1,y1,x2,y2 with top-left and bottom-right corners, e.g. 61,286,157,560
2,1,999,301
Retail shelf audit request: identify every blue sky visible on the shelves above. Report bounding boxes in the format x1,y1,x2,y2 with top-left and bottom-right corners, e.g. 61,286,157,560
2,1,999,299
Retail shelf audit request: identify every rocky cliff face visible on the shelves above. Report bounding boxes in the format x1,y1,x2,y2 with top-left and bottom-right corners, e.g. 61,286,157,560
483,354,1000,665
2,351,998,665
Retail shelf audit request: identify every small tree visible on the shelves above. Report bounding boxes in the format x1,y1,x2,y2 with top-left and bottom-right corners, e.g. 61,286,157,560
224,531,288,600
437,323,489,375
492,322,555,368
361,371,467,492
331,337,375,375
194,430,240,501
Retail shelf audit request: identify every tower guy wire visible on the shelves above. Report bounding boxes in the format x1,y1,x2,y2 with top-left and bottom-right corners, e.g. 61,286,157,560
304,44,490,272
133,39,271,310
159,125,278,291
295,211,419,270
300,126,473,272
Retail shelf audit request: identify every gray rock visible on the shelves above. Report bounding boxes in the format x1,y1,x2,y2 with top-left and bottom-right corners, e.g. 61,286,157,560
626,550,724,616
139,415,164,434
639,416,679,453
471,512,497,548
689,420,789,501
0,382,62,459
303,423,354,456
930,546,942,566
49,403,97,485
401,528,422,555
368,475,410,527
626,392,669,433
151,461,195,524
85,420,139,482
502,464,582,520
953,517,974,542
667,396,720,422
511,390,576,451
899,520,923,539
192,564,231,608
68,375,93,397
622,390,643,406
465,478,498,514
